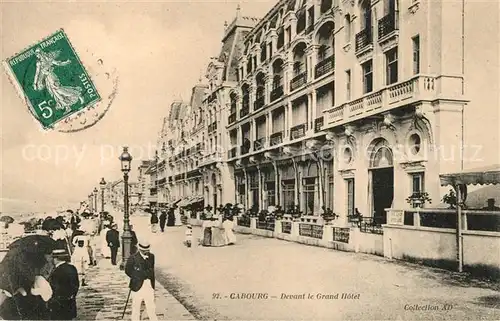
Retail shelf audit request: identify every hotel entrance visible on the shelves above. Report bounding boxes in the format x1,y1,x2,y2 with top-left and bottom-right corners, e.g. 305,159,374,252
369,141,394,225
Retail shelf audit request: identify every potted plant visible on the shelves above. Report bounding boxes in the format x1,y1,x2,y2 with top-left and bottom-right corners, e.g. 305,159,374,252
258,209,269,222
442,189,457,209
321,206,337,223
406,192,432,208
288,205,302,220
248,204,259,218
273,205,284,220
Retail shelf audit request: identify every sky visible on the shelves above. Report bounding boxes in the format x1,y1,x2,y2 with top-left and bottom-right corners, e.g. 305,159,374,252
0,0,275,213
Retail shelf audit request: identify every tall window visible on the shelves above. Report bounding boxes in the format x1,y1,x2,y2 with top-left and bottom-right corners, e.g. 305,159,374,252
346,178,355,216
362,60,373,93
344,14,351,43
412,35,420,75
386,47,398,85
303,178,316,215
249,171,259,209
237,175,246,206
411,173,424,194
346,69,351,100
264,168,276,208
282,180,295,212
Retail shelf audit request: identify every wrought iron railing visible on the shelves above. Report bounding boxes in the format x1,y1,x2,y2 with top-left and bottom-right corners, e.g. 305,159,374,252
332,227,350,243
237,216,251,228
359,217,384,234
228,112,237,124
270,131,283,146
254,137,266,151
281,221,292,234
270,85,284,102
299,223,323,239
315,55,335,78
254,96,265,110
256,220,275,231
314,116,324,132
355,28,372,52
378,13,398,40
290,72,307,91
290,123,307,140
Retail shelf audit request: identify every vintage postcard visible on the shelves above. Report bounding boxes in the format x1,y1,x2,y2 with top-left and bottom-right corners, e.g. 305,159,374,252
0,1,499,320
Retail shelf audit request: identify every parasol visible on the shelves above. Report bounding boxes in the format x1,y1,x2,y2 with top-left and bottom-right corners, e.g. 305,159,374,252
0,235,55,295
0,216,14,224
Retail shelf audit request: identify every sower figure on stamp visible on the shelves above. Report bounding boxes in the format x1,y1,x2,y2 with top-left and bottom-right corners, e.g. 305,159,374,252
48,249,80,320
125,240,158,321
106,224,120,265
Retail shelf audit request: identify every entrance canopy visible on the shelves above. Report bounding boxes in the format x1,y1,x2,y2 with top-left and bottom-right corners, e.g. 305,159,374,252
440,164,500,186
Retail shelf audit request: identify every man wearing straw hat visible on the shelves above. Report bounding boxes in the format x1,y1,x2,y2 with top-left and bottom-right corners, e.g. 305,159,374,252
125,240,157,321
48,249,80,320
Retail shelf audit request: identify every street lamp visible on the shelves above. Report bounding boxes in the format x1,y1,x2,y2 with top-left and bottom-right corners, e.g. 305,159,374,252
119,146,133,270
100,177,106,213
93,187,98,214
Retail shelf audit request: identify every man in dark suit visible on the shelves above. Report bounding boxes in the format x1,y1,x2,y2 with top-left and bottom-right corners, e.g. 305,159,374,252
106,224,120,265
125,240,157,321
48,249,80,320
159,211,167,232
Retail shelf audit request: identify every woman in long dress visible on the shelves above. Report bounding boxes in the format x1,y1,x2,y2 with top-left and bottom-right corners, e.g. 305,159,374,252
210,215,226,247
222,215,237,245
33,48,84,114
200,208,212,247
72,234,89,286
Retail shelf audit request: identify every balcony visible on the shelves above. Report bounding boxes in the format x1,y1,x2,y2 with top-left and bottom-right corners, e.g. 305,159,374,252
228,147,238,159
157,178,167,186
290,72,307,92
355,28,373,55
290,123,307,140
325,75,437,126
254,96,265,111
270,131,283,146
186,169,201,179
270,85,284,102
150,187,158,196
174,174,184,180
315,55,335,78
228,112,237,124
378,13,398,41
314,116,324,132
240,143,251,155
254,137,266,151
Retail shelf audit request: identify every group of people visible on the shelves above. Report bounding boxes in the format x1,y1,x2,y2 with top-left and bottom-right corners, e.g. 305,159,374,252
150,207,178,233
200,205,237,247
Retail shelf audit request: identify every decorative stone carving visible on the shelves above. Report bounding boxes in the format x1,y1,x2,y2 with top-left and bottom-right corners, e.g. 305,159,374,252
400,160,426,172
380,34,399,53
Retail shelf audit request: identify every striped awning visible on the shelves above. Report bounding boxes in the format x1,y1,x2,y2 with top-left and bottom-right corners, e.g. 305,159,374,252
440,164,500,186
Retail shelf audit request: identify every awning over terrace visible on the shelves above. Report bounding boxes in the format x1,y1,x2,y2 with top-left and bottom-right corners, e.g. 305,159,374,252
440,164,500,186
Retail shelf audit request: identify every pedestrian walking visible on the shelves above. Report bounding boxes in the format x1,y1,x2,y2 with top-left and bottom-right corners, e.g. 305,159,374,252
125,240,158,321
106,224,120,265
159,211,167,232
150,212,159,233
71,233,90,286
48,249,79,320
166,208,175,226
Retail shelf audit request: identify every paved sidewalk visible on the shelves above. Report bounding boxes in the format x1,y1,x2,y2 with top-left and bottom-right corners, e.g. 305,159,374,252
76,232,195,320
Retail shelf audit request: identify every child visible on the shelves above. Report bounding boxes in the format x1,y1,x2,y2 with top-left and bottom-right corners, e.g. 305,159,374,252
184,225,193,248
72,233,90,286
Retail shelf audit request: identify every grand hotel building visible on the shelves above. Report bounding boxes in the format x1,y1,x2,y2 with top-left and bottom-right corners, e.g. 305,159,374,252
222,0,497,225
147,0,498,226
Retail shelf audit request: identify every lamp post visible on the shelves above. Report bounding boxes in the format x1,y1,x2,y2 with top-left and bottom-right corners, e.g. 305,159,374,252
119,147,133,270
100,178,106,213
93,188,98,214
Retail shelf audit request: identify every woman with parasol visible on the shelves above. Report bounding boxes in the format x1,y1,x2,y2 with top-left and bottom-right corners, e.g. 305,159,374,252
0,234,56,319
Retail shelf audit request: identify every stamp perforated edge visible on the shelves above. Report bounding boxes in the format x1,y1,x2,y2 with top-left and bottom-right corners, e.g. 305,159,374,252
2,28,103,130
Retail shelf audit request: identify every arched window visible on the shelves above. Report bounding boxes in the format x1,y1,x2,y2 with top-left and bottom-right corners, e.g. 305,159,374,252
370,146,393,168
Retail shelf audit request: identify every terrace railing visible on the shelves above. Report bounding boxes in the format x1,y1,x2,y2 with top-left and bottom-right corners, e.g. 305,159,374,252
299,223,323,239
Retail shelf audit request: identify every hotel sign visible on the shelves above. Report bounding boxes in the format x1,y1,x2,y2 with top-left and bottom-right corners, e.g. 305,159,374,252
388,210,405,225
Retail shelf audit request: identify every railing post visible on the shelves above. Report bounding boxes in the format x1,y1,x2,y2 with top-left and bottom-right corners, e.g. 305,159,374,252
413,210,420,227
250,217,257,230
274,219,282,234
291,220,300,238
462,211,468,231
322,224,332,243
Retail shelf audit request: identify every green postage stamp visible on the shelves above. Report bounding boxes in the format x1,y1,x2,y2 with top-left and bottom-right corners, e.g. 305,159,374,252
4,29,101,129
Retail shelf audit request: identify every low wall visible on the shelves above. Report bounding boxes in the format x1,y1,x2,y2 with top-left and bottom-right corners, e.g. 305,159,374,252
384,224,500,277
355,231,384,256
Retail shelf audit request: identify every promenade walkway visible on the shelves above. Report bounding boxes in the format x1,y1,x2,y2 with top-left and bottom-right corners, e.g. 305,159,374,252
75,211,194,320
